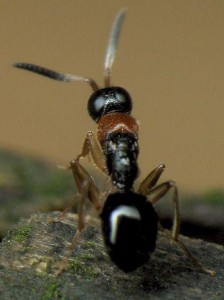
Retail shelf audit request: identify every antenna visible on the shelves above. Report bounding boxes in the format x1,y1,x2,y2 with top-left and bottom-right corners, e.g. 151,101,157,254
104,9,127,87
13,62,99,92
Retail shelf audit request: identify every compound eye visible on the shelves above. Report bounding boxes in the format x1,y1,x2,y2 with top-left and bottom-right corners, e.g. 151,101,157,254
88,86,132,122
88,93,107,121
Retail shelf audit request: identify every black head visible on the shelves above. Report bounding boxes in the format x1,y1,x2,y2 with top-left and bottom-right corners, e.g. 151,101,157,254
87,86,132,122
100,191,158,272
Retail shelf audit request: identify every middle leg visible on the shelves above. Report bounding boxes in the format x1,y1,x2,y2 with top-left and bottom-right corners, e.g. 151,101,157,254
147,180,180,241
55,159,103,275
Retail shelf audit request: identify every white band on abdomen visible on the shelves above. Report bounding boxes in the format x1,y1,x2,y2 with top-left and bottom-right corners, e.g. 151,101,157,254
109,205,141,244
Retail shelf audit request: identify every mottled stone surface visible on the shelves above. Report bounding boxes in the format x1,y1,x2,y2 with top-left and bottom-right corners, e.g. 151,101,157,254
0,212,223,300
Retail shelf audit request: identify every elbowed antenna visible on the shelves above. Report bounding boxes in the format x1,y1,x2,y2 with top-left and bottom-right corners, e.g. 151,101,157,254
104,9,127,87
13,63,99,92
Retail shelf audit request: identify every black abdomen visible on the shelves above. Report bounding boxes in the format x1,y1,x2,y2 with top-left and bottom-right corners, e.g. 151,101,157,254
101,192,158,272
103,131,139,191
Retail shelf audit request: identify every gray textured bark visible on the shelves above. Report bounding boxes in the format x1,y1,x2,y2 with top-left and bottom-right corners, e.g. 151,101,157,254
0,211,223,300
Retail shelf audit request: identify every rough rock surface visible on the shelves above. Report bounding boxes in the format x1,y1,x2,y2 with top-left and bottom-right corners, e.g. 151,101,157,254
0,212,223,300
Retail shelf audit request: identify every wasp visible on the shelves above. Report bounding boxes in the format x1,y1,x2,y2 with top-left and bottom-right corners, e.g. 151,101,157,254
14,10,215,275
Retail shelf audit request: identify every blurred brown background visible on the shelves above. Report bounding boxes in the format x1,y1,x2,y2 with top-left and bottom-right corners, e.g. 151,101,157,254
0,0,224,193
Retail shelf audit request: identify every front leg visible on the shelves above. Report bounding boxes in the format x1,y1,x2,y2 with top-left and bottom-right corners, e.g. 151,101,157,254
77,131,108,174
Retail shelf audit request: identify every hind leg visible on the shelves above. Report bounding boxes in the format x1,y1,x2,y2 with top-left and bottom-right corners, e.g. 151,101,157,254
138,166,215,275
